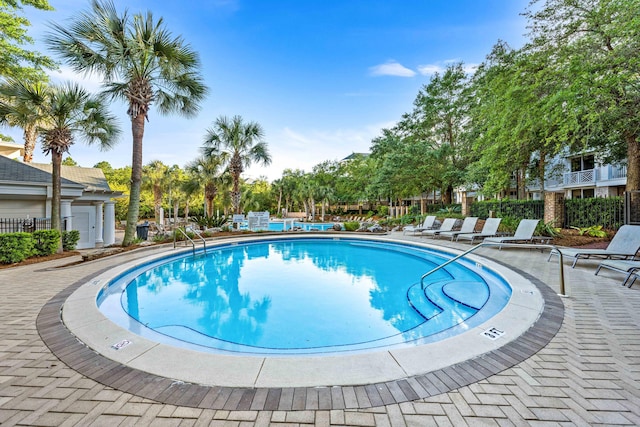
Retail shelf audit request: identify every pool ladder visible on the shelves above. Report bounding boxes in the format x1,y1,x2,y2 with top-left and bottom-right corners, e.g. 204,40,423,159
174,226,207,255
420,241,568,297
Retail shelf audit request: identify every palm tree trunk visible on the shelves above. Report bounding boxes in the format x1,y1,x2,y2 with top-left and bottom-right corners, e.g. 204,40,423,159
23,126,37,163
123,114,145,245
231,173,242,214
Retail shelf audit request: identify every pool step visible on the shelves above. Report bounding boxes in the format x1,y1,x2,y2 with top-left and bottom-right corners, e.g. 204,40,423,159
408,279,489,320
406,283,443,320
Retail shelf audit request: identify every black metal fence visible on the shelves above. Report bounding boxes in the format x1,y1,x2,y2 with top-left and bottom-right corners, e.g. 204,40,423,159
564,197,624,230
470,200,545,220
470,196,626,230
0,218,51,233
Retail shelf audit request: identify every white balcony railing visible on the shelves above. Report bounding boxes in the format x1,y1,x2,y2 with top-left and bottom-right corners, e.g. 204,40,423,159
564,169,596,185
603,165,627,181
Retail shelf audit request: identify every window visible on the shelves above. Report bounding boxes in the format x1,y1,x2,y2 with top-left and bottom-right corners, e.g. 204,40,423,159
571,188,595,199
571,154,595,172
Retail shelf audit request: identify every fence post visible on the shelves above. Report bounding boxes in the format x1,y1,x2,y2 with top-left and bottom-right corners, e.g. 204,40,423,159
544,192,565,228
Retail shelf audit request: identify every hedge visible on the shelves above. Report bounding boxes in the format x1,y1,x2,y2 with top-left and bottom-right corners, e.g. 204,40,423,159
0,233,34,264
0,229,80,264
32,229,61,257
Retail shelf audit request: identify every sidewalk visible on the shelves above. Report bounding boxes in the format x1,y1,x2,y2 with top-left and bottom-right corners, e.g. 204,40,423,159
0,231,639,425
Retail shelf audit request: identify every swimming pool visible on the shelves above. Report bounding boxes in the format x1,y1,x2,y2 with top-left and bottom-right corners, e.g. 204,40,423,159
240,221,338,231
97,237,512,355
64,234,544,387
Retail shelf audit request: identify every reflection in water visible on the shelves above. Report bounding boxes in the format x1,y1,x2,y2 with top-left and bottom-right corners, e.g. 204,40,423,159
117,239,503,352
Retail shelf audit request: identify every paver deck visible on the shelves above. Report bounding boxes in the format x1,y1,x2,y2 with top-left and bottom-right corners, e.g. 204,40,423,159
1,231,639,425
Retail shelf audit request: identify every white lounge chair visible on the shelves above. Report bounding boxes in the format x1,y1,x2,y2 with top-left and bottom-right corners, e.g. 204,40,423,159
549,224,640,268
437,217,478,241
403,215,436,235
595,259,640,287
456,218,502,243
484,219,540,248
421,218,457,238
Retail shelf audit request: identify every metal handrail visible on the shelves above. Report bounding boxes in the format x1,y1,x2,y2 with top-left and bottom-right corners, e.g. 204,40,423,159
173,226,207,255
420,241,567,297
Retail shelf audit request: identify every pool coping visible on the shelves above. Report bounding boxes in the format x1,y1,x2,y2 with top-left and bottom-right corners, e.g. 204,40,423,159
37,234,564,410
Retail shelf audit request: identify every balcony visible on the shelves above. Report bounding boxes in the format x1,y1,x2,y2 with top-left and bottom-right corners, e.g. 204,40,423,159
602,164,627,181
564,169,596,186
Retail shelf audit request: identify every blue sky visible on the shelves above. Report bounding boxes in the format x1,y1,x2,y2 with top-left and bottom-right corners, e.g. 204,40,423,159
8,0,530,181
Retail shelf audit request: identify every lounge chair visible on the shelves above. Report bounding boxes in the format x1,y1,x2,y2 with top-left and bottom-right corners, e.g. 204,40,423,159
421,218,457,238
595,259,640,287
456,218,502,243
403,215,437,235
437,217,478,240
484,219,540,248
549,224,640,268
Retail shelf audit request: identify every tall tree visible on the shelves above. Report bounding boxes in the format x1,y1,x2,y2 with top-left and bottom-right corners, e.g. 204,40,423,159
0,78,48,162
523,0,640,190
396,63,473,204
38,82,120,250
142,160,169,224
0,0,55,81
47,0,208,245
185,154,229,217
469,42,561,198
202,115,271,214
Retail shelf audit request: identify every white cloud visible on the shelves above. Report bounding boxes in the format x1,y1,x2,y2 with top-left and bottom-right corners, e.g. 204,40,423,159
416,64,445,76
369,61,416,77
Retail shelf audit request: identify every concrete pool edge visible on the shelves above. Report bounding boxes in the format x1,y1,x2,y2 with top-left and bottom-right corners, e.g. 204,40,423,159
37,235,564,409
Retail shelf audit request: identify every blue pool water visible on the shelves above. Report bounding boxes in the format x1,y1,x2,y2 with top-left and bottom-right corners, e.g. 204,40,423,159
98,238,512,355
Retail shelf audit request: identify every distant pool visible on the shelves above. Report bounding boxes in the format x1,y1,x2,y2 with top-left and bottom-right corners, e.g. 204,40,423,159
241,221,339,232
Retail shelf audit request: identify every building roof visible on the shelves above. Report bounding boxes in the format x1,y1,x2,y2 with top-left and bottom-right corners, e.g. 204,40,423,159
0,156,82,188
0,141,24,159
29,163,113,192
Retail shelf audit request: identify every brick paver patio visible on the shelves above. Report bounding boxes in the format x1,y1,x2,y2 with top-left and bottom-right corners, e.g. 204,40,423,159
1,231,639,426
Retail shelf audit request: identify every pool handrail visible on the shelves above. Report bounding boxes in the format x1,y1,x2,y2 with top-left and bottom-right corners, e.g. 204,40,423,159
420,242,567,297
174,226,207,255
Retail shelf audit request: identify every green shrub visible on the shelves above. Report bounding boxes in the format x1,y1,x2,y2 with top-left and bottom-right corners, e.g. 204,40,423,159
497,216,519,233
0,232,34,264
32,229,61,256
377,205,389,217
343,221,360,231
191,215,228,229
537,221,563,238
571,225,608,238
62,230,81,251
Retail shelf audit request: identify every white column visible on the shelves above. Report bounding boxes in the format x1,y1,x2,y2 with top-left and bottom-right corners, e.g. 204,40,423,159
94,201,104,248
61,200,73,231
103,201,116,246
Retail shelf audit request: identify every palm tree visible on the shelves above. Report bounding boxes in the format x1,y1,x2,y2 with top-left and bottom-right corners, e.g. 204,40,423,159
39,82,120,251
47,0,208,246
202,115,271,214
185,154,229,218
142,160,169,224
0,78,48,162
